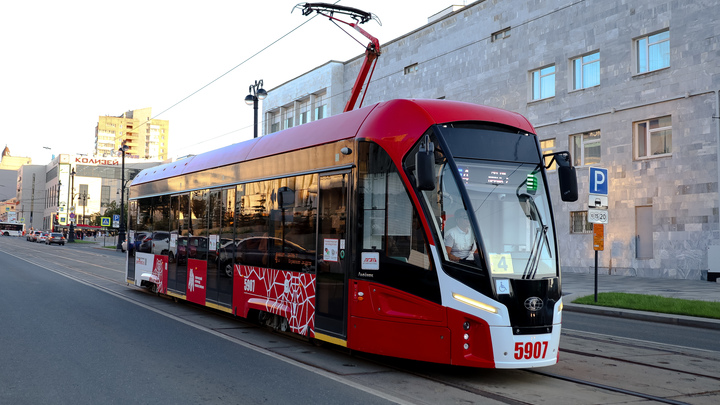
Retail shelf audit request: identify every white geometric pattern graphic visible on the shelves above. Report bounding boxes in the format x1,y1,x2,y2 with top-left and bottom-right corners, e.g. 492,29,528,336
238,265,316,336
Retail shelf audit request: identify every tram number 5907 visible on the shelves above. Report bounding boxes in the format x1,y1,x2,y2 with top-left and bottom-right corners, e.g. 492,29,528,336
514,341,549,360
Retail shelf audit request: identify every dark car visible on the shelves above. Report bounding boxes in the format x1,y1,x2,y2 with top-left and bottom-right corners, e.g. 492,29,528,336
45,232,66,246
176,236,208,264
218,236,314,276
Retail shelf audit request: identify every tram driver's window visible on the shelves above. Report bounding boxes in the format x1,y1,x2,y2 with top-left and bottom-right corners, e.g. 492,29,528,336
359,142,431,271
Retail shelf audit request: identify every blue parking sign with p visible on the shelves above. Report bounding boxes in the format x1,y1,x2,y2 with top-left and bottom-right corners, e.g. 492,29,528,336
113,214,120,222
589,167,608,195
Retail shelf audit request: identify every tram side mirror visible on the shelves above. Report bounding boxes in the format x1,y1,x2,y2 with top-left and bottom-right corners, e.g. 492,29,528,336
278,187,295,209
416,136,436,191
545,151,578,202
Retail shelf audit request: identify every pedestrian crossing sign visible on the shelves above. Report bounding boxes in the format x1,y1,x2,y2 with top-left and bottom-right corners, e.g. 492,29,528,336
101,217,111,227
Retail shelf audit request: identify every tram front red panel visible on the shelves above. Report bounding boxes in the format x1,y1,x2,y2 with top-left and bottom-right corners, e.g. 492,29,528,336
348,280,451,363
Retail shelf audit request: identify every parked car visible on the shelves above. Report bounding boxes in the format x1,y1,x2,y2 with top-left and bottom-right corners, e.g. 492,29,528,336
138,231,170,256
36,232,49,243
218,237,314,276
176,236,208,264
45,233,66,246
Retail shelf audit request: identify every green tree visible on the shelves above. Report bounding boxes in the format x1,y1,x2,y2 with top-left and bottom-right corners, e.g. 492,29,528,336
90,200,127,226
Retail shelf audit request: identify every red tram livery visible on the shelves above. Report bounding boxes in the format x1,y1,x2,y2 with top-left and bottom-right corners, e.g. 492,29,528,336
125,98,577,368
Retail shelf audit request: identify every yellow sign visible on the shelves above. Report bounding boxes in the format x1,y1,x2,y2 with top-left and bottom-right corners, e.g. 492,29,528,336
489,253,514,274
101,217,111,227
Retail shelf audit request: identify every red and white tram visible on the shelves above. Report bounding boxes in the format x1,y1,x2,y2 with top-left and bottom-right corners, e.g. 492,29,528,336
125,98,577,368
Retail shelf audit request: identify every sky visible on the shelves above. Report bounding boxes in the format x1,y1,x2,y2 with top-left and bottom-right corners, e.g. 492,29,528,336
0,0,460,165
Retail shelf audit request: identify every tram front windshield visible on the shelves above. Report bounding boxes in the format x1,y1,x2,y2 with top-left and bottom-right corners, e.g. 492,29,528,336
417,126,557,280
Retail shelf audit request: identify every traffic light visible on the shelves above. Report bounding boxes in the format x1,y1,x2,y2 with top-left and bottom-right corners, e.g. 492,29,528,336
54,214,59,224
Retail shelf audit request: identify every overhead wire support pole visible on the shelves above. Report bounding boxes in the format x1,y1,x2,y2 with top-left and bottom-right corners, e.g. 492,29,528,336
295,3,381,112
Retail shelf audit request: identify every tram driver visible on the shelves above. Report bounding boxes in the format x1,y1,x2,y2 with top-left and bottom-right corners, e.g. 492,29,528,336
444,209,478,263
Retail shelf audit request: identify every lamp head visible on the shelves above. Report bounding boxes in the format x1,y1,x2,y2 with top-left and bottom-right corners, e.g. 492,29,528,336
244,94,255,105
256,88,267,100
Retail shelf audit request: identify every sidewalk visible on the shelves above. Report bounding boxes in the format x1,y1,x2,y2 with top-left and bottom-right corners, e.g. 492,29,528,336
562,272,720,330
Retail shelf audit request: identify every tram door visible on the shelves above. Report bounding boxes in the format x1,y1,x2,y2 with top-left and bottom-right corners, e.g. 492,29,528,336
315,172,350,337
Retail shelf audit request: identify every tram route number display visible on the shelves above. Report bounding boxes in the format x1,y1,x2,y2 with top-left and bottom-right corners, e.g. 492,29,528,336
514,341,549,360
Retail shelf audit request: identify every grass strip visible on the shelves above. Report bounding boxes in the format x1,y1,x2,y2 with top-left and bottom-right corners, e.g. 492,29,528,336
572,292,720,320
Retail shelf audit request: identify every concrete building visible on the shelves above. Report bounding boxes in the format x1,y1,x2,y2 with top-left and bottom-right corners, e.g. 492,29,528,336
264,0,720,279
41,154,162,231
15,165,46,231
94,107,170,160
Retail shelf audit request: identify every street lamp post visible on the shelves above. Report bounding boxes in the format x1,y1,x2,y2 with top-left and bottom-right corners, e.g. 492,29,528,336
244,80,267,138
68,169,76,242
117,143,130,251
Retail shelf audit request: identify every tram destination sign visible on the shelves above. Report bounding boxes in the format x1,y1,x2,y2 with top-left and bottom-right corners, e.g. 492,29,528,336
588,208,608,224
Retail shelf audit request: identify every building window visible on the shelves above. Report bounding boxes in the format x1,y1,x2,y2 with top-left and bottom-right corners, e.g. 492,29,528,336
570,130,601,166
314,104,326,121
531,65,555,100
403,63,418,75
299,111,309,125
285,117,293,129
570,211,593,234
635,116,671,159
540,139,556,170
636,30,670,73
101,185,110,206
491,27,511,42
271,122,280,133
572,52,600,90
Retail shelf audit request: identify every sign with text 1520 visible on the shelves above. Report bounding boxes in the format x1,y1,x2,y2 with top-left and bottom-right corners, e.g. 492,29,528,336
588,208,608,224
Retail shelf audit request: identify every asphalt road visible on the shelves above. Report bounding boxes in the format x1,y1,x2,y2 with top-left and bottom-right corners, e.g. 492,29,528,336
0,246,394,405
562,311,720,352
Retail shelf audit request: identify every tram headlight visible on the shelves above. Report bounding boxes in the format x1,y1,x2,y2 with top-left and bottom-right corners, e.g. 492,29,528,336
452,293,498,314
558,301,563,313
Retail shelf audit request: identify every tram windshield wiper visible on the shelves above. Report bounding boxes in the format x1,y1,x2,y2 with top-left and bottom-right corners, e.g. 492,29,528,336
523,225,549,279
518,192,551,279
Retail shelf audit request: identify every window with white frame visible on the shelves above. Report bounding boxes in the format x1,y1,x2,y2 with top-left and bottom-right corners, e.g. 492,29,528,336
540,139,557,170
285,117,294,129
531,65,555,101
570,211,593,234
635,116,671,159
636,30,670,73
570,130,601,166
572,52,600,90
314,104,327,121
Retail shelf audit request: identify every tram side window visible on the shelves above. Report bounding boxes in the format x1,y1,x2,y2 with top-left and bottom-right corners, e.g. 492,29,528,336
190,190,209,260
150,195,170,256
236,181,272,267
234,176,317,272
358,141,439,302
135,198,153,253
358,142,433,271
271,174,317,272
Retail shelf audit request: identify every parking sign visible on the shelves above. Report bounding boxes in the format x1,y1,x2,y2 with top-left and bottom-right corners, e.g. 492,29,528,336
589,167,608,195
